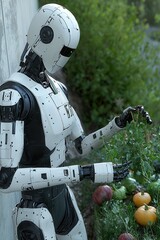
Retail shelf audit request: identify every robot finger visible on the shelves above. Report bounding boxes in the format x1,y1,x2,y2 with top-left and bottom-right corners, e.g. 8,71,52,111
135,105,152,124
113,161,132,170
113,169,129,181
123,106,136,114
142,111,152,124
113,161,131,182
135,105,144,112
113,166,129,176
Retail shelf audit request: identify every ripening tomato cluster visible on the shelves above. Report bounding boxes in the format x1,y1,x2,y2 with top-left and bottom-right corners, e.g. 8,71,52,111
92,185,158,227
133,191,157,226
92,183,159,240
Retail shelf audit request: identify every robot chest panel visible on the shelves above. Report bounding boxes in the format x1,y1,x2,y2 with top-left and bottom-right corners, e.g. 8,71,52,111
37,88,74,149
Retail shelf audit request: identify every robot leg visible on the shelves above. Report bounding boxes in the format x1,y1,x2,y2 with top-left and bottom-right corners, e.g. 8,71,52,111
12,205,56,240
56,186,88,240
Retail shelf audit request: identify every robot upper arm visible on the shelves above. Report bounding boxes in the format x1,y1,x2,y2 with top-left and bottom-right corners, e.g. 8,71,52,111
0,88,23,121
0,85,32,189
0,88,26,169
0,83,32,122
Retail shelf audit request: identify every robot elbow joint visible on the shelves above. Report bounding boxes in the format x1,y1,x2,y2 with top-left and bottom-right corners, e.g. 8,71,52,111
0,167,17,190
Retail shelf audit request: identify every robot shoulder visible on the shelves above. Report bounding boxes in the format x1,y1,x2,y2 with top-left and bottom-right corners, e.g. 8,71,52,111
57,81,68,98
0,81,34,121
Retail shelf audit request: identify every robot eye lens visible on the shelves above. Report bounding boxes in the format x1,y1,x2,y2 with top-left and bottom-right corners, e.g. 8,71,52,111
40,26,54,44
60,46,75,57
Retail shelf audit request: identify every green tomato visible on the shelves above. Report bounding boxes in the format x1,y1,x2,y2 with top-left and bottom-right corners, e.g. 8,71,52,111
147,180,160,197
121,177,138,193
113,186,127,200
150,174,160,182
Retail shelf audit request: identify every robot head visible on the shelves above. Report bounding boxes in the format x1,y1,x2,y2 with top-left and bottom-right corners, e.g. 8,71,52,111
27,4,80,74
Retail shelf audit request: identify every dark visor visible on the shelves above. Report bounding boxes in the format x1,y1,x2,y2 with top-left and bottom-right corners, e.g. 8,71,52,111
60,46,75,57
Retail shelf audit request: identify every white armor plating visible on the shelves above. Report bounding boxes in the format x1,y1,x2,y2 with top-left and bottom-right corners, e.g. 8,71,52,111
0,72,117,193
0,121,24,168
13,207,57,239
1,162,113,193
6,72,84,167
27,4,80,74
13,186,87,240
80,119,121,156
1,72,121,169
0,89,24,168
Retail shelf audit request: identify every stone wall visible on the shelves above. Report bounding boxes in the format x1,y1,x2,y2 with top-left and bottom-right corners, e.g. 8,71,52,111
0,1,38,239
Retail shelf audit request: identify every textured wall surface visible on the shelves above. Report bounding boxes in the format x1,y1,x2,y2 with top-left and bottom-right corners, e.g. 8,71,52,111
0,0,38,239
0,0,38,83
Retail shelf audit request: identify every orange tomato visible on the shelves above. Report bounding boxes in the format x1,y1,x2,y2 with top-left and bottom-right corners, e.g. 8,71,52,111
134,205,157,226
133,192,151,207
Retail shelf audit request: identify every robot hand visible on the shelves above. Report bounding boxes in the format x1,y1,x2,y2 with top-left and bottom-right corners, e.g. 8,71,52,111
113,161,131,182
115,105,152,128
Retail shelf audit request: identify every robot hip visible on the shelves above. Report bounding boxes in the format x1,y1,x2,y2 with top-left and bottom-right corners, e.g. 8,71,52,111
14,184,79,237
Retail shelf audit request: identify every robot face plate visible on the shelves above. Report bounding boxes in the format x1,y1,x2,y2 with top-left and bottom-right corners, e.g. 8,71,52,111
27,4,80,74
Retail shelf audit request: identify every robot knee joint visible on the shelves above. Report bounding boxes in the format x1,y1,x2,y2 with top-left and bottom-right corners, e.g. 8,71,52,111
17,220,44,240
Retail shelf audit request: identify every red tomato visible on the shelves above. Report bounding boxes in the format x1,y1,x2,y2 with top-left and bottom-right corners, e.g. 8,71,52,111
118,233,136,240
92,185,113,205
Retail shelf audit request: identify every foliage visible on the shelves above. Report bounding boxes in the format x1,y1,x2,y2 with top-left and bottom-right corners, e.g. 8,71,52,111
143,0,160,26
39,0,160,130
128,0,160,26
101,121,160,183
92,120,160,239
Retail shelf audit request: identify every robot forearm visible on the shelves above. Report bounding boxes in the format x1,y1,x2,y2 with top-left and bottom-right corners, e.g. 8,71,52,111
0,162,114,193
79,118,121,156
73,106,152,157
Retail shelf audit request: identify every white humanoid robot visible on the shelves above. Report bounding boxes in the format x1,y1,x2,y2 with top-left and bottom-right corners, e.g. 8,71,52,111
0,4,152,240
